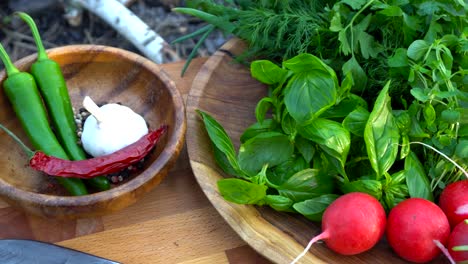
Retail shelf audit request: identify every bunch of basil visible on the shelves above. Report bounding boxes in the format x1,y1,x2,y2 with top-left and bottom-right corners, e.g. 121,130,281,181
198,44,466,218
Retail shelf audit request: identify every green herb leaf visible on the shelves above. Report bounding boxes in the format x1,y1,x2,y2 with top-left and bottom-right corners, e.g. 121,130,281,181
278,168,334,202
342,0,367,10
197,110,242,174
455,139,468,159
217,178,267,204
404,152,433,201
295,135,315,163
238,132,293,176
339,179,383,200
255,97,274,124
388,48,409,68
293,194,339,221
268,155,308,186
407,40,430,61
213,144,238,176
281,112,297,136
343,107,370,137
251,60,288,84
240,119,277,143
342,57,368,92
364,81,400,179
377,5,403,16
300,118,351,170
264,195,294,211
283,71,337,124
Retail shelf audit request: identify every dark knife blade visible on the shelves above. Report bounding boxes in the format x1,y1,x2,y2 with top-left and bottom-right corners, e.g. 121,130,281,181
0,239,120,264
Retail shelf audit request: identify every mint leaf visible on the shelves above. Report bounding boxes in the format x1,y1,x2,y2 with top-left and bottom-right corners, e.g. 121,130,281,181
407,40,430,61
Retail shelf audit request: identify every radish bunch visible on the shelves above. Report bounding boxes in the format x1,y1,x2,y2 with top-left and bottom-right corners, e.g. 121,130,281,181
292,180,468,263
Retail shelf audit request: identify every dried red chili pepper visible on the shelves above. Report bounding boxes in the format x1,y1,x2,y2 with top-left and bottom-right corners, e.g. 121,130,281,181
29,125,167,178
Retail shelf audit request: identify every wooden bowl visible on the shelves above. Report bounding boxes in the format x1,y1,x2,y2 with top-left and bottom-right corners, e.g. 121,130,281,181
0,45,186,219
186,39,446,263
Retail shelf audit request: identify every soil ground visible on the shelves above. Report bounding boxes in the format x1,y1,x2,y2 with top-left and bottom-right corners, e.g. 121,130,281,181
0,0,228,67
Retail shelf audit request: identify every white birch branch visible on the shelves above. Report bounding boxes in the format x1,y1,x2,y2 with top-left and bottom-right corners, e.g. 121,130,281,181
67,0,167,64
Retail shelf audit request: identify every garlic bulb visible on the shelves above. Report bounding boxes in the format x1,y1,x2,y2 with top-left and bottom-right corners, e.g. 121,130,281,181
81,96,148,157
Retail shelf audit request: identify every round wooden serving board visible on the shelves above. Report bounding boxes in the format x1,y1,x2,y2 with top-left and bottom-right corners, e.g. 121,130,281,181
186,39,447,264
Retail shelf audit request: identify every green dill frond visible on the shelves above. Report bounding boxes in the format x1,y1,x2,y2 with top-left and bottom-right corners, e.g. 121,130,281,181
234,2,333,60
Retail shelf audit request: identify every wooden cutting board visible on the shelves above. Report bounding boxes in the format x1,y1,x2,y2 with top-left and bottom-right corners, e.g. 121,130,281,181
185,39,448,264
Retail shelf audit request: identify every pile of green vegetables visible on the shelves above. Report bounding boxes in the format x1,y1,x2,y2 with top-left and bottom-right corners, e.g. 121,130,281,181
176,0,467,217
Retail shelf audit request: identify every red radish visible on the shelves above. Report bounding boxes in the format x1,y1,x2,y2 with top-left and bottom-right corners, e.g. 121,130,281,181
439,180,468,228
448,219,468,263
291,192,386,263
387,198,451,263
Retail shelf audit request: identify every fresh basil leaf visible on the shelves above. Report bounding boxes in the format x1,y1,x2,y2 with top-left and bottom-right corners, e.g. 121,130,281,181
342,57,368,92
407,40,430,61
278,168,334,202
281,111,297,135
256,97,274,124
339,179,383,200
268,155,308,186
343,107,370,137
217,178,267,204
264,195,294,211
238,132,293,176
240,119,277,143
295,135,315,163
198,110,241,173
284,71,337,124
251,60,288,84
299,118,351,169
364,81,400,179
293,194,339,221
213,144,238,176
282,53,337,75
404,151,433,201
321,94,367,119
394,110,411,134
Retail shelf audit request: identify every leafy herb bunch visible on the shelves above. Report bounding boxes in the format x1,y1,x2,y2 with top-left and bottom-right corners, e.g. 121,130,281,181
181,0,468,217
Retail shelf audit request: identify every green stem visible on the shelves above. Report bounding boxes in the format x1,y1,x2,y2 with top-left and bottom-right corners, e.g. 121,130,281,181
180,25,215,76
0,123,35,158
15,12,48,61
344,0,375,57
0,43,20,76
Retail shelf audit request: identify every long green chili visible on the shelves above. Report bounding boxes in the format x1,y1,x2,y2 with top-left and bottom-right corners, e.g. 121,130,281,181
0,42,87,196
16,12,110,191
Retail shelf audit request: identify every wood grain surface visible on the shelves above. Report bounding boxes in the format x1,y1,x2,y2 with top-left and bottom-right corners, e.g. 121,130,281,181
185,39,448,264
0,56,270,264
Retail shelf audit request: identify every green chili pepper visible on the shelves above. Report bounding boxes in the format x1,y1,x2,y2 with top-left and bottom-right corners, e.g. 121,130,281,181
0,42,87,196
16,12,110,191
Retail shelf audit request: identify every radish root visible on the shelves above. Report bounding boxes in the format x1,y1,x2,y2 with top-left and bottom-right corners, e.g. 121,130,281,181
290,230,329,264
433,239,456,264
